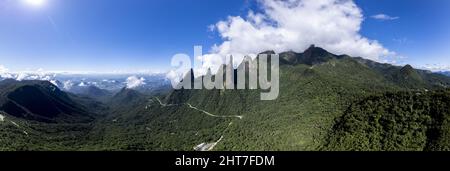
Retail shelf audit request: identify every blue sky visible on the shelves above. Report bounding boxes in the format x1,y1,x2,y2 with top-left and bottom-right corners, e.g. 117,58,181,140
356,0,450,70
0,0,449,72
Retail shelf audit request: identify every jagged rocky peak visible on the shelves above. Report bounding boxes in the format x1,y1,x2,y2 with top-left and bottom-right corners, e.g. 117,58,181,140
259,50,276,55
401,64,414,71
399,64,419,77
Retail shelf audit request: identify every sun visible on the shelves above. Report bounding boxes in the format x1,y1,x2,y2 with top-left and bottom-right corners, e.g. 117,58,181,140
24,0,45,7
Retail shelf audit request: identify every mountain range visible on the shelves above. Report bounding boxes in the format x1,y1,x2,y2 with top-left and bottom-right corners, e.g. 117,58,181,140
438,71,450,77
1,45,450,151
0,79,94,123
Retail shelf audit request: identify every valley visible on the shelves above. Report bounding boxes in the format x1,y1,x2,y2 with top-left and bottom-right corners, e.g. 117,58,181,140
1,46,450,151
154,97,240,151
155,97,243,119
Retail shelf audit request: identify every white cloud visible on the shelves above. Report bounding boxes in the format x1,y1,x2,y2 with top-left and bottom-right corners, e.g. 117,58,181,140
126,76,146,89
0,65,8,73
196,0,393,75
422,64,450,72
63,80,74,90
0,65,14,79
49,80,59,86
166,70,183,84
16,73,29,81
0,67,62,83
371,14,399,21
78,82,88,87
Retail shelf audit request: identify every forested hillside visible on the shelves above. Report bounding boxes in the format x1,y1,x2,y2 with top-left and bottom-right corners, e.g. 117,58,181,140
1,46,450,151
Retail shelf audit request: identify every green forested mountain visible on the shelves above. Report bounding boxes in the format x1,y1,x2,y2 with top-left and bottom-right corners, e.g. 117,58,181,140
68,85,113,102
157,46,450,151
324,90,450,151
0,79,94,123
1,46,450,151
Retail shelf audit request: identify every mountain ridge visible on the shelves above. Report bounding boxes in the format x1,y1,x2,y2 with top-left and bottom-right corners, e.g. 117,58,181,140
0,79,94,123
2,46,450,151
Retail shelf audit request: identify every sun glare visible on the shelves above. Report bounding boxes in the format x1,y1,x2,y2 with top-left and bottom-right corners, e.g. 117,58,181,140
24,0,45,7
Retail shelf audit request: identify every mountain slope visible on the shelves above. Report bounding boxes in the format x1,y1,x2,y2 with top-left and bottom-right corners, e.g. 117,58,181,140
354,58,450,89
437,71,450,77
324,90,450,151
0,79,93,123
2,46,450,151
80,45,450,151
68,85,113,102
109,88,146,107
152,46,450,150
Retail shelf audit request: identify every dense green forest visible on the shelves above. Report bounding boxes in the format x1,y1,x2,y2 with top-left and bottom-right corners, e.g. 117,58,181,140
324,90,450,151
1,46,450,151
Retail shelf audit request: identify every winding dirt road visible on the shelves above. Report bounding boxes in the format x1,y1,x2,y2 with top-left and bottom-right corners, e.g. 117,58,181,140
153,97,242,151
155,97,243,119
